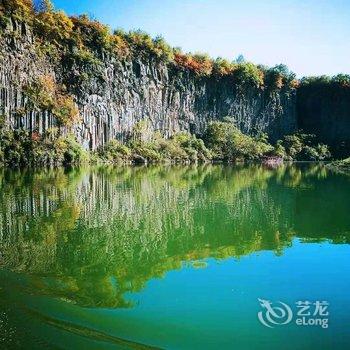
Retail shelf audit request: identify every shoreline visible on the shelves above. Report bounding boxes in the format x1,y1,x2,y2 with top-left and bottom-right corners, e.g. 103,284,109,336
0,160,334,171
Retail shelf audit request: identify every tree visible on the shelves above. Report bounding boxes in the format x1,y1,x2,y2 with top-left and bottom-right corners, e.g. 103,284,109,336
35,0,53,13
203,120,273,161
1,0,34,21
233,62,264,88
333,74,350,87
34,3,74,44
235,54,246,64
213,58,236,76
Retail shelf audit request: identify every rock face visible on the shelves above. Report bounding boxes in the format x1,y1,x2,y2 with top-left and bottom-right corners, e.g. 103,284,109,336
72,58,297,149
297,84,350,157
1,18,297,149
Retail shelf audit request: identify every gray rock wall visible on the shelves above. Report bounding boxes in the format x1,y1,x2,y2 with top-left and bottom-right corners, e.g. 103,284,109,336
297,83,350,157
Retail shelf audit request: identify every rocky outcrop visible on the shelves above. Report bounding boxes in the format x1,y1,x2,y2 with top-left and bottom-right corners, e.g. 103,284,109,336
297,83,350,158
72,58,297,149
0,18,297,149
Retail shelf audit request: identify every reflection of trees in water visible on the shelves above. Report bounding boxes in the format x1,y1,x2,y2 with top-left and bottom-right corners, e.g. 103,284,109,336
0,163,349,308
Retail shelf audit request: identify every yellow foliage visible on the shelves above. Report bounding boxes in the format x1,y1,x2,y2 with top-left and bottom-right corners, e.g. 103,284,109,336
35,10,74,44
52,94,80,127
275,75,284,89
24,75,55,109
290,79,300,89
1,0,34,21
25,74,79,127
213,58,237,76
71,15,111,50
110,34,130,58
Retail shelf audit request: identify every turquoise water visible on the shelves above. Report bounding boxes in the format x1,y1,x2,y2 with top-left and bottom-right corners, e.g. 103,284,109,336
0,164,349,349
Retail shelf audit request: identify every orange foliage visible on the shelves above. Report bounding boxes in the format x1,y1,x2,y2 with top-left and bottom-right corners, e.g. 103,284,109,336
275,75,284,89
174,53,213,75
289,79,300,89
52,93,79,127
25,74,79,127
31,131,40,142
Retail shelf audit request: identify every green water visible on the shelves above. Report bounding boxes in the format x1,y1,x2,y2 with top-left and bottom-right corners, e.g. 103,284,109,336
0,163,349,349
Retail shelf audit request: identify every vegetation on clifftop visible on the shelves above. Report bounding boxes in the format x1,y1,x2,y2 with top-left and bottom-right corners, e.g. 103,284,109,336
1,1,349,89
0,0,299,90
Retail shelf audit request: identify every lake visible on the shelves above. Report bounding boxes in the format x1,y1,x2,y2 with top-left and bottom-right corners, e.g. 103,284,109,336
0,163,349,349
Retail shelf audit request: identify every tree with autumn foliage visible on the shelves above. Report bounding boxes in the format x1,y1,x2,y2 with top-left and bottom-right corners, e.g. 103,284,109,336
34,0,73,45
174,51,213,76
0,0,34,22
24,75,79,127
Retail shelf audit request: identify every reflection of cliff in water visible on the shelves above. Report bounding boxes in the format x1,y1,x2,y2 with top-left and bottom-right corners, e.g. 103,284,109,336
0,164,349,308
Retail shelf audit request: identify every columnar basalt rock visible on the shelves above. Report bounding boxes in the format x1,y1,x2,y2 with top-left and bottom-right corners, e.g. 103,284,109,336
0,18,298,150
297,82,350,158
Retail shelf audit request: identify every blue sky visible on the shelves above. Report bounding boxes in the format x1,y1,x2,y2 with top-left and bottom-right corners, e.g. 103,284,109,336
51,0,350,77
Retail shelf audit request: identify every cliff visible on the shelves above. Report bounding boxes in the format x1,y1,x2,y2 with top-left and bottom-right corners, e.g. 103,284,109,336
297,80,350,158
1,4,349,158
0,16,297,150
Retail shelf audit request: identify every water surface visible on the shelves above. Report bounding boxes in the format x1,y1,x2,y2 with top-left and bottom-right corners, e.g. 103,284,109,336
0,164,349,349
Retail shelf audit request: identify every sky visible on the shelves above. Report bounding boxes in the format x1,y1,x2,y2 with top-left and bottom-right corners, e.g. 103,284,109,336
51,0,350,77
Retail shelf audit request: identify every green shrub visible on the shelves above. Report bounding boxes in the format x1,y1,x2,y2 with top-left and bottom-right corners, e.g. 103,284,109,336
121,30,174,61
277,132,331,161
64,48,101,68
204,120,273,161
213,58,236,76
98,140,131,163
62,134,88,164
0,128,31,166
152,35,174,61
171,132,211,161
328,158,350,173
156,137,189,162
263,64,297,90
302,144,331,161
118,130,212,164
0,125,87,166
132,143,162,162
273,140,287,158
332,74,350,87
